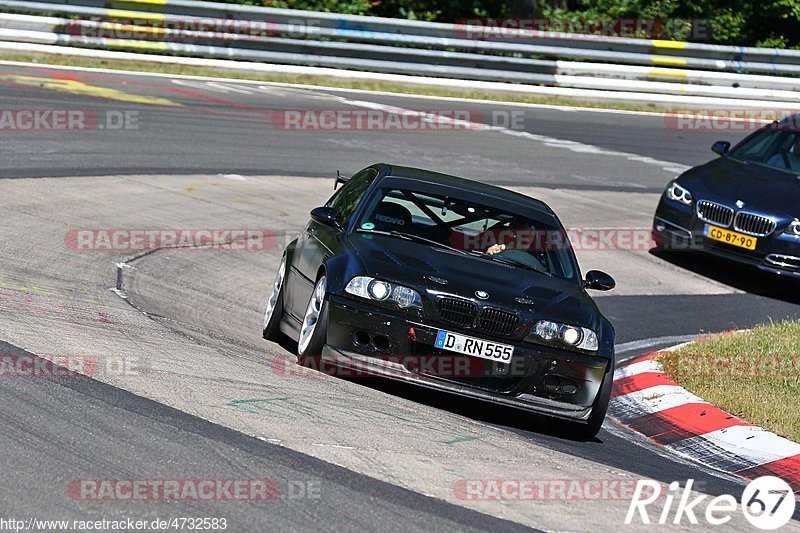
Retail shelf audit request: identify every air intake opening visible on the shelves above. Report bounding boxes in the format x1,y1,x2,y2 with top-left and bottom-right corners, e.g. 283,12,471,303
542,374,579,395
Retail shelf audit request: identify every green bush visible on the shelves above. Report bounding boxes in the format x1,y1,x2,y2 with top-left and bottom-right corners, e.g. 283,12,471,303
211,0,800,48
539,0,800,48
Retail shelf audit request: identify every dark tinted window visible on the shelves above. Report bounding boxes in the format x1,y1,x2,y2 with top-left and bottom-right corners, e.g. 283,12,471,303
356,186,578,281
327,168,379,223
729,129,800,174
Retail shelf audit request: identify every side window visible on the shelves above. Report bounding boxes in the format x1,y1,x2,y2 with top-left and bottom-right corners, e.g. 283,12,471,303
327,168,378,224
734,131,784,163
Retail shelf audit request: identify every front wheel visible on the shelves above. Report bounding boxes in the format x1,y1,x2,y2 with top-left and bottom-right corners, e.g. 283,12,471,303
297,275,328,364
552,366,613,441
262,256,286,341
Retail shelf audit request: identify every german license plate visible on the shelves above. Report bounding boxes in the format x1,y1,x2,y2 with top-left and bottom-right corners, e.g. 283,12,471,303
434,330,514,363
704,224,757,250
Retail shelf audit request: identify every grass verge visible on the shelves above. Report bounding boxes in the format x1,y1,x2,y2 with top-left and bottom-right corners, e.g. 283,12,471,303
0,50,668,113
657,321,800,442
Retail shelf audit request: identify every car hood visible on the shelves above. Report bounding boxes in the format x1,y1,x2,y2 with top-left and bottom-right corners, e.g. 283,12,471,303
346,233,597,327
679,157,800,218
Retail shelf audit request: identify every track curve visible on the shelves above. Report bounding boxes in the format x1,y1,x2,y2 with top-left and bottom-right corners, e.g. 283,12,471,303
1,62,799,531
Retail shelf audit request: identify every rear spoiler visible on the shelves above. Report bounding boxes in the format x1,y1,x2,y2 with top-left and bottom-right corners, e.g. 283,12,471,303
334,170,349,190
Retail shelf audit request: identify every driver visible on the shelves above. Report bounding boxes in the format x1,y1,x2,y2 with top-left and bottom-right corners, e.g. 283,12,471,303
486,243,506,255
766,134,800,171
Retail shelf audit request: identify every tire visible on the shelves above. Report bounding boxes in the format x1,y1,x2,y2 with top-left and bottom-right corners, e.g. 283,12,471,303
552,365,613,441
297,275,328,365
651,231,666,250
262,256,286,341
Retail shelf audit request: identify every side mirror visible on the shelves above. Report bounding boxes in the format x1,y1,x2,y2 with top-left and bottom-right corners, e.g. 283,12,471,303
584,270,615,291
711,141,730,156
310,206,343,229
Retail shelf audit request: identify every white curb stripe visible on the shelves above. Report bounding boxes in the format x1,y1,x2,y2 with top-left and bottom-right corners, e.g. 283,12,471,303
668,426,800,471
613,359,663,380
609,385,708,420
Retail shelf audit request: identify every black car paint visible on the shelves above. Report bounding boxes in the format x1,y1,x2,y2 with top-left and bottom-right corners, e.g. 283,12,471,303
274,163,615,424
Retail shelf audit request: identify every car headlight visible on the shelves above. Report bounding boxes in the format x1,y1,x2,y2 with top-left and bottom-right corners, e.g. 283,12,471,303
527,320,599,351
665,181,693,206
784,218,800,236
345,276,422,309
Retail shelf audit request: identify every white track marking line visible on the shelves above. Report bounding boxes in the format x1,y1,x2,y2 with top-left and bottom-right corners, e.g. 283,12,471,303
173,78,267,95
327,95,690,174
614,334,707,359
0,59,690,173
2,58,789,122
0,59,716,116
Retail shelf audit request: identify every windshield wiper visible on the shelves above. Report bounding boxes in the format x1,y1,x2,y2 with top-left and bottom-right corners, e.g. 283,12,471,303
355,228,471,256
473,252,553,276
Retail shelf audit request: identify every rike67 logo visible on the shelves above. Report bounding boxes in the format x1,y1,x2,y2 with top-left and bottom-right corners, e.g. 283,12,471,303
626,476,796,529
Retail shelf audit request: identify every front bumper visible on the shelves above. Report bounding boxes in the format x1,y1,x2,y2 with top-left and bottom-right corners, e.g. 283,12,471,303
322,295,610,422
653,200,800,279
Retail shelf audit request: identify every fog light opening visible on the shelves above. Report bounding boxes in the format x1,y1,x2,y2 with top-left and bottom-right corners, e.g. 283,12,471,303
372,335,391,351
353,330,372,347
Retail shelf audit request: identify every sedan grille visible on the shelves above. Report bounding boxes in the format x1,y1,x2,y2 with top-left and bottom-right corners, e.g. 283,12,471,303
438,298,476,327
478,308,519,337
697,200,734,227
734,212,776,237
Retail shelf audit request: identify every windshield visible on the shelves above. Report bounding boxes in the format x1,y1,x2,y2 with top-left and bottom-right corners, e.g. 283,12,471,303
729,128,800,175
355,186,579,281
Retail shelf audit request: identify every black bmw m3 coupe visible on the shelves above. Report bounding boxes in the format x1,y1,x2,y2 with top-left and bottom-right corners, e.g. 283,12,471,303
654,116,800,279
262,164,617,439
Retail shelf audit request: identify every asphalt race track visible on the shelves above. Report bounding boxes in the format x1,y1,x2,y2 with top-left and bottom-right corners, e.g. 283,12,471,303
1,62,799,531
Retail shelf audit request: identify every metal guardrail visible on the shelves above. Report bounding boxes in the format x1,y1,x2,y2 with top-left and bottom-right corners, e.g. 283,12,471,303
2,0,800,105
10,0,800,64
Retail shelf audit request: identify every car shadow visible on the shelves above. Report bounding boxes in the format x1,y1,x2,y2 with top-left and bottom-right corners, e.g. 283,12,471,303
275,334,299,354
650,248,800,304
338,374,603,444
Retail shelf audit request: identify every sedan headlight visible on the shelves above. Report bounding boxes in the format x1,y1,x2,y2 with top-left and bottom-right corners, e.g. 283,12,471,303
784,218,800,236
345,276,422,309
665,181,693,206
527,320,598,351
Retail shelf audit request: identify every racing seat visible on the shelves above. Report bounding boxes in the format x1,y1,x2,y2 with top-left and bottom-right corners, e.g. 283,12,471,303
370,202,413,231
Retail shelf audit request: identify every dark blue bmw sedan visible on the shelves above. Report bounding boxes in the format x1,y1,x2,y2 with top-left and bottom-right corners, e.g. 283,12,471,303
653,116,800,279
